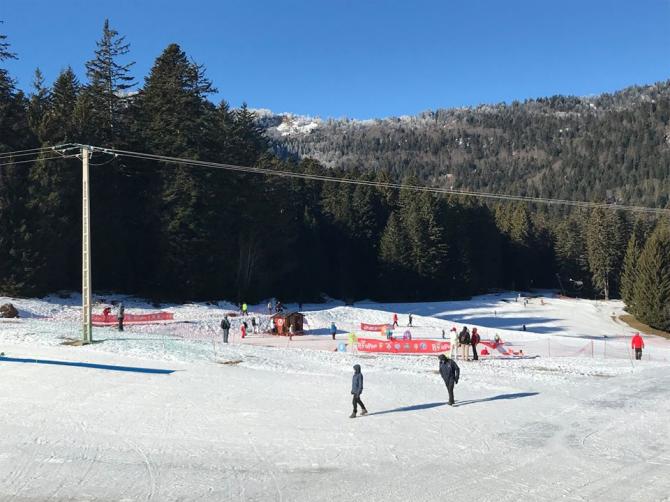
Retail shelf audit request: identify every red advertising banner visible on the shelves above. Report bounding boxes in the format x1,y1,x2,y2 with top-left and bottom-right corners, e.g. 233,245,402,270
360,323,389,332
92,312,174,326
357,337,451,354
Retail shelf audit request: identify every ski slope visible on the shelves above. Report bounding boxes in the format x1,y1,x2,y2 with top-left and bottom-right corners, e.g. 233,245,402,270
1,292,669,501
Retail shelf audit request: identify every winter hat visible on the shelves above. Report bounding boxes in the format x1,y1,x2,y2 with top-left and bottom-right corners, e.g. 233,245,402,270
353,364,361,372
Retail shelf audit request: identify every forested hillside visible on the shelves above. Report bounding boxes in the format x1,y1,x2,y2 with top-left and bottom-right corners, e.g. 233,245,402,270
0,21,669,331
267,83,670,208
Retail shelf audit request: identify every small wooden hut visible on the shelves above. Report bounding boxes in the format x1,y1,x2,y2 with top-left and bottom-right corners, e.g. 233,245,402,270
270,311,305,336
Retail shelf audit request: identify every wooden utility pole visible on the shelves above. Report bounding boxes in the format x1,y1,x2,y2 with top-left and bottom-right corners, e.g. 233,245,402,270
82,146,92,344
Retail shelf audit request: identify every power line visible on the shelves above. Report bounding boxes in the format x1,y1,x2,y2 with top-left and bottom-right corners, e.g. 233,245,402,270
90,145,670,216
0,153,78,168
0,144,77,160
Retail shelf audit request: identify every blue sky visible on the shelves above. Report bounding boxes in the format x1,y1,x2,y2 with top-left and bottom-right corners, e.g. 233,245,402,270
2,0,669,118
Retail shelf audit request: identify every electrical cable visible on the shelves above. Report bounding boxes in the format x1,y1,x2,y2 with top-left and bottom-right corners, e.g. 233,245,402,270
90,145,670,216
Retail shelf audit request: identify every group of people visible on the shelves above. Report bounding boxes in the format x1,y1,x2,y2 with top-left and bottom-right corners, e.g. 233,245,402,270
349,355,460,418
391,313,413,328
102,302,124,331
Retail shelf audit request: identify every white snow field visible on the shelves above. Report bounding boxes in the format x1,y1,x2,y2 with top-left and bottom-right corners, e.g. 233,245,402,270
1,292,670,501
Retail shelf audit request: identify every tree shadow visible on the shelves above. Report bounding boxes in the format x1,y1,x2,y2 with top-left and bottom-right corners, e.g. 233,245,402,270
366,401,449,416
454,392,539,407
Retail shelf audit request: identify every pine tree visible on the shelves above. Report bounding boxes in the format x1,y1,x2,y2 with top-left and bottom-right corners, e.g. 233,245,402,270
0,23,16,96
631,222,670,330
27,68,50,141
619,219,648,310
85,19,135,145
585,208,626,300
137,44,219,299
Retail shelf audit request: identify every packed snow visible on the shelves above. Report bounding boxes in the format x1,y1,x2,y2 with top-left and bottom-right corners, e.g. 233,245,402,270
1,292,669,501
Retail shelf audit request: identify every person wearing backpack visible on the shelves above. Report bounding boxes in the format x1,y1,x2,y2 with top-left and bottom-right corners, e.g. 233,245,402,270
458,327,471,361
438,354,460,405
220,316,231,343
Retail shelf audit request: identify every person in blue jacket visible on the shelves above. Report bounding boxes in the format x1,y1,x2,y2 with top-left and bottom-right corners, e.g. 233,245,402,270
330,322,337,340
350,364,367,418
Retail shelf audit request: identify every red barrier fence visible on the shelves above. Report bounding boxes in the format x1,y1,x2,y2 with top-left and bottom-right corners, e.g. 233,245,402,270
360,323,389,332
92,312,174,326
357,337,451,354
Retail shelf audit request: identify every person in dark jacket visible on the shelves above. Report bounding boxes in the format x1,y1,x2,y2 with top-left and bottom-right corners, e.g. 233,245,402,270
458,327,470,360
330,322,337,341
117,303,125,332
220,316,231,344
438,354,460,405
471,327,480,361
350,364,367,418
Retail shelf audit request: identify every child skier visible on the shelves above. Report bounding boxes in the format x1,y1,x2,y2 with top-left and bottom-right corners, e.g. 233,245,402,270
350,364,367,418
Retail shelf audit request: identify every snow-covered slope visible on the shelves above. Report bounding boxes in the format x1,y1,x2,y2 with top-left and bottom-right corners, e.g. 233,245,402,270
1,292,669,500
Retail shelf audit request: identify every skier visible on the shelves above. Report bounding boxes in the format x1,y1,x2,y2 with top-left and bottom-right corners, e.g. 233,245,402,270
220,316,231,344
241,323,247,339
449,327,459,360
408,313,413,327
438,354,460,406
471,327,480,361
631,332,645,360
242,303,248,316
350,364,367,418
117,302,125,332
392,313,398,328
251,317,258,334
330,322,337,340
441,329,446,340
458,326,471,361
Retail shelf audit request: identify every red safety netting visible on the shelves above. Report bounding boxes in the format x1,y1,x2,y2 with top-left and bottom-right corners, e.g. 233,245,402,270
92,312,174,326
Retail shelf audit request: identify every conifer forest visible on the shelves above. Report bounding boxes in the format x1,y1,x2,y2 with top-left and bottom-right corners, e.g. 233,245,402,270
0,21,669,330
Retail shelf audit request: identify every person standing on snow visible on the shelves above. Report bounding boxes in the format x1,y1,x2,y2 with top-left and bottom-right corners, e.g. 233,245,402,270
330,322,337,340
408,313,413,327
117,303,125,332
458,326,471,361
449,327,459,360
267,301,273,314
471,327,480,361
392,313,398,328
242,303,248,316
438,354,460,406
251,317,258,334
631,332,645,360
240,323,247,339
220,315,231,344
350,364,367,418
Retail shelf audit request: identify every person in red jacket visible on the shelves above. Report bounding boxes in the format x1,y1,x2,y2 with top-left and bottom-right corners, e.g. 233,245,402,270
392,313,398,328
241,323,247,339
471,327,481,361
631,332,644,360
